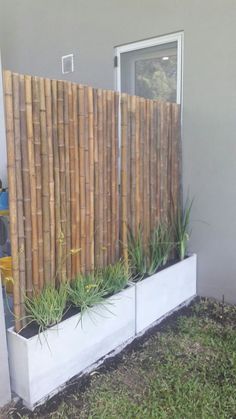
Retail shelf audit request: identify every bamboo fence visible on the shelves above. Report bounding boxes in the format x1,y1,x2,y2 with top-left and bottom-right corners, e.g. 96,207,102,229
3,71,181,331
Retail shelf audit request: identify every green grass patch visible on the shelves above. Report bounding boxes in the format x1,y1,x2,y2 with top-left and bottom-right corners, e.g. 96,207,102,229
7,299,236,419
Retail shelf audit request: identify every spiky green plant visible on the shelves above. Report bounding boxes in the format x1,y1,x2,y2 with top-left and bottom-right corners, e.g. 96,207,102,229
67,273,107,316
173,198,193,261
148,223,173,275
24,283,68,333
127,225,147,280
98,260,130,295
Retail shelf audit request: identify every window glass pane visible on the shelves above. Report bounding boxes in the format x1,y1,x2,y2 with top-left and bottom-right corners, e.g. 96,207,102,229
120,41,178,103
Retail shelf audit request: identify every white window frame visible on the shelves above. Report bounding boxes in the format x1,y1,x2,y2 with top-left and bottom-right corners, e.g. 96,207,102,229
114,31,184,105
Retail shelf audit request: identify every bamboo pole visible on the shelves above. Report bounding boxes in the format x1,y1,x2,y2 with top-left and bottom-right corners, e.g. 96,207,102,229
106,90,112,264
130,95,136,235
167,102,172,222
64,82,71,280
32,76,44,289
12,73,26,322
120,93,128,265
114,92,119,261
88,86,94,271
139,98,145,235
97,89,103,268
73,83,80,274
68,83,76,277
111,91,117,263
45,78,56,282
156,102,161,226
161,102,168,224
102,90,108,267
84,87,90,272
78,85,86,273
4,71,21,331
150,100,156,231
135,97,141,234
57,80,66,281
143,99,149,247
25,75,39,293
52,80,61,283
152,101,159,228
39,77,51,284
93,89,99,267
19,74,33,297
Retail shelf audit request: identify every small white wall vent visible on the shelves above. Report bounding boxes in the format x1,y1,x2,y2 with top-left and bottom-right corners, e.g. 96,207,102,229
61,54,74,74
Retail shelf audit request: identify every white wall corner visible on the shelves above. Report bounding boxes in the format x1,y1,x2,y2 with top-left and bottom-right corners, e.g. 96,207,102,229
0,52,8,186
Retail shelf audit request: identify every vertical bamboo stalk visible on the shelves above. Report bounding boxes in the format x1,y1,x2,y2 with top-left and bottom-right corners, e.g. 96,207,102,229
19,74,33,297
156,102,161,226
45,78,56,282
32,77,44,290
88,86,95,271
106,91,112,264
159,101,165,223
4,71,21,331
93,89,100,267
57,80,66,281
25,75,39,293
68,83,76,277
121,93,128,265
12,73,26,322
114,92,120,261
167,102,172,222
143,99,150,247
153,101,158,227
162,103,169,223
78,85,86,273
111,92,117,263
72,84,80,274
171,104,182,216
84,87,90,272
130,95,136,235
52,80,61,283
64,82,71,279
39,78,51,283
135,97,140,233
150,100,156,231
139,98,145,235
102,90,108,267
97,89,104,268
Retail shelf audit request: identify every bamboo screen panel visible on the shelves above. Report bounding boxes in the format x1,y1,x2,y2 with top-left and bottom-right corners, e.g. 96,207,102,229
120,94,181,259
3,71,181,330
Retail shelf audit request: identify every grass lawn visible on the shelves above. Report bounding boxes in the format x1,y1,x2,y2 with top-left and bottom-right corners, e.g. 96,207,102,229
5,298,236,419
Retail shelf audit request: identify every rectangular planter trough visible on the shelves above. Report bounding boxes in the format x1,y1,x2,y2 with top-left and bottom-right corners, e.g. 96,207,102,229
135,254,197,334
7,285,136,410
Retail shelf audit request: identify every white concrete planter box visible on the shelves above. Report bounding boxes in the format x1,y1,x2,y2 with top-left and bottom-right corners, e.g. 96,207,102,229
7,285,135,410
135,254,197,334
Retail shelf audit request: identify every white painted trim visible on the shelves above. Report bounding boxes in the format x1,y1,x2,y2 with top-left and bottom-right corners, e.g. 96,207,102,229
114,31,183,105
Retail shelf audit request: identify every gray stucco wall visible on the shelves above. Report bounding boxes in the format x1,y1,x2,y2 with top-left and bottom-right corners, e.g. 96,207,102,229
0,54,7,186
0,0,236,302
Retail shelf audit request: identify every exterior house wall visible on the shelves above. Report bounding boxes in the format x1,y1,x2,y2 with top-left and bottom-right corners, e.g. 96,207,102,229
0,0,236,302
0,54,7,186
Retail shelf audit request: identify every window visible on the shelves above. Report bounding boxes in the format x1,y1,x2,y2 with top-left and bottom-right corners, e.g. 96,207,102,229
115,33,183,104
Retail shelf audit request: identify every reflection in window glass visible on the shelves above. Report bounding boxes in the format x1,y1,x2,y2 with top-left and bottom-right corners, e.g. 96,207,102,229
135,55,177,102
